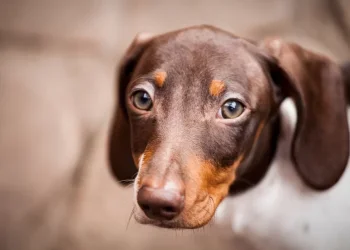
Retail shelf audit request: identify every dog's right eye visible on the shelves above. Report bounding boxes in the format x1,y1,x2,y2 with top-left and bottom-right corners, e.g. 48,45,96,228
218,99,245,119
132,90,153,111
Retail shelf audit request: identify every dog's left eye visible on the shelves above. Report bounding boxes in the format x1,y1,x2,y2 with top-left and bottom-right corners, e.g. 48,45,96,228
219,99,245,119
132,90,153,111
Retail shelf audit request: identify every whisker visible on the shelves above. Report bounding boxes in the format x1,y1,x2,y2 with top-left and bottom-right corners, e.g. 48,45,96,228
119,179,135,183
126,182,135,188
117,179,135,185
132,172,139,179
126,206,135,231
117,181,135,189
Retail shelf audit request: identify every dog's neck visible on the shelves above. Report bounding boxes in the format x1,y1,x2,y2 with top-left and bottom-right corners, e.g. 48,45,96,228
229,116,280,195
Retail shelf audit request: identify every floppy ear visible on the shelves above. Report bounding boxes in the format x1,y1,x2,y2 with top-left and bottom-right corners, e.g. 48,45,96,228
109,33,154,185
261,38,349,190
341,61,350,101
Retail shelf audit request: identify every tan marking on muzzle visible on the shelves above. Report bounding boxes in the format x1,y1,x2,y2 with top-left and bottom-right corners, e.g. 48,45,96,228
209,80,225,97
178,154,244,227
134,142,158,187
202,155,244,204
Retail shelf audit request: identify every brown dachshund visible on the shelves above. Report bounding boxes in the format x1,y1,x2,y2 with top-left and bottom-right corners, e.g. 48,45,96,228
109,25,349,230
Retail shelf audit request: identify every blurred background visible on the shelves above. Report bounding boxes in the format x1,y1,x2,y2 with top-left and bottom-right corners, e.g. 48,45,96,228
0,0,349,250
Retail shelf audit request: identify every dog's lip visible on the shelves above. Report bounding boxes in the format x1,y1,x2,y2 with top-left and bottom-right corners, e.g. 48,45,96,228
135,215,204,229
134,212,180,228
136,216,213,229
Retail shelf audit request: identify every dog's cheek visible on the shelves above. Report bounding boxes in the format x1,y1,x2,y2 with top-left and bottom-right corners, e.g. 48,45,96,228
177,158,242,228
202,156,244,205
202,166,232,206
186,158,238,203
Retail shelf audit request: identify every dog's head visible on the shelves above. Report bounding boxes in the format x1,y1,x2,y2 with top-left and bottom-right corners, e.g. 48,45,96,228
110,25,349,229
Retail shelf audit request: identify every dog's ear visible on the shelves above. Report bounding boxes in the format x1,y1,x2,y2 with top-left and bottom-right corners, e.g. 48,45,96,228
261,38,349,190
109,33,154,185
341,61,350,101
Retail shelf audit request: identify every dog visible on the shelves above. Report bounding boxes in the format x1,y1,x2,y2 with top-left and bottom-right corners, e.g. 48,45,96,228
109,25,350,249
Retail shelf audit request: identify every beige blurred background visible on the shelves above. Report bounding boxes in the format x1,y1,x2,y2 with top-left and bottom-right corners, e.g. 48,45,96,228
0,1,349,250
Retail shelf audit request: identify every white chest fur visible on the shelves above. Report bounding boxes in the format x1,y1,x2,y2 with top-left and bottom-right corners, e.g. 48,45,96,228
215,99,350,250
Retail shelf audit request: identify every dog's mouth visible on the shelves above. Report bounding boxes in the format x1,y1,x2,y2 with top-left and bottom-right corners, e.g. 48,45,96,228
131,153,236,229
133,194,218,229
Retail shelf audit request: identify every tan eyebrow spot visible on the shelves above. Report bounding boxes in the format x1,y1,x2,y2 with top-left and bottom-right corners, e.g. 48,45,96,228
209,80,225,97
154,71,167,87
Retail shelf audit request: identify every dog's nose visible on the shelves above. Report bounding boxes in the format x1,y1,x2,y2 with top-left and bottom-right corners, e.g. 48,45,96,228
137,186,184,220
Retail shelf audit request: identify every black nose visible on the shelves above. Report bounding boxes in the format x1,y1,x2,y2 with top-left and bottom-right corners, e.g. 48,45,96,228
137,186,184,220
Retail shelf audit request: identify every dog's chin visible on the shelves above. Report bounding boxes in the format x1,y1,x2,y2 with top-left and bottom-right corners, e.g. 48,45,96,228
133,208,215,229
134,215,182,229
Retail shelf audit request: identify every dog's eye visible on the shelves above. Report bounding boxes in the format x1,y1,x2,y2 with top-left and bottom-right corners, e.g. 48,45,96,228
132,90,153,110
219,99,244,119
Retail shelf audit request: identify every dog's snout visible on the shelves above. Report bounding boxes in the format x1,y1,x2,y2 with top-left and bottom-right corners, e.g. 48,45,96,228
137,186,184,220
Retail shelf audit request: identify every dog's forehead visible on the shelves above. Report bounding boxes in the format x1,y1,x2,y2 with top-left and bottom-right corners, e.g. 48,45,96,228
153,29,251,63
145,28,266,87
